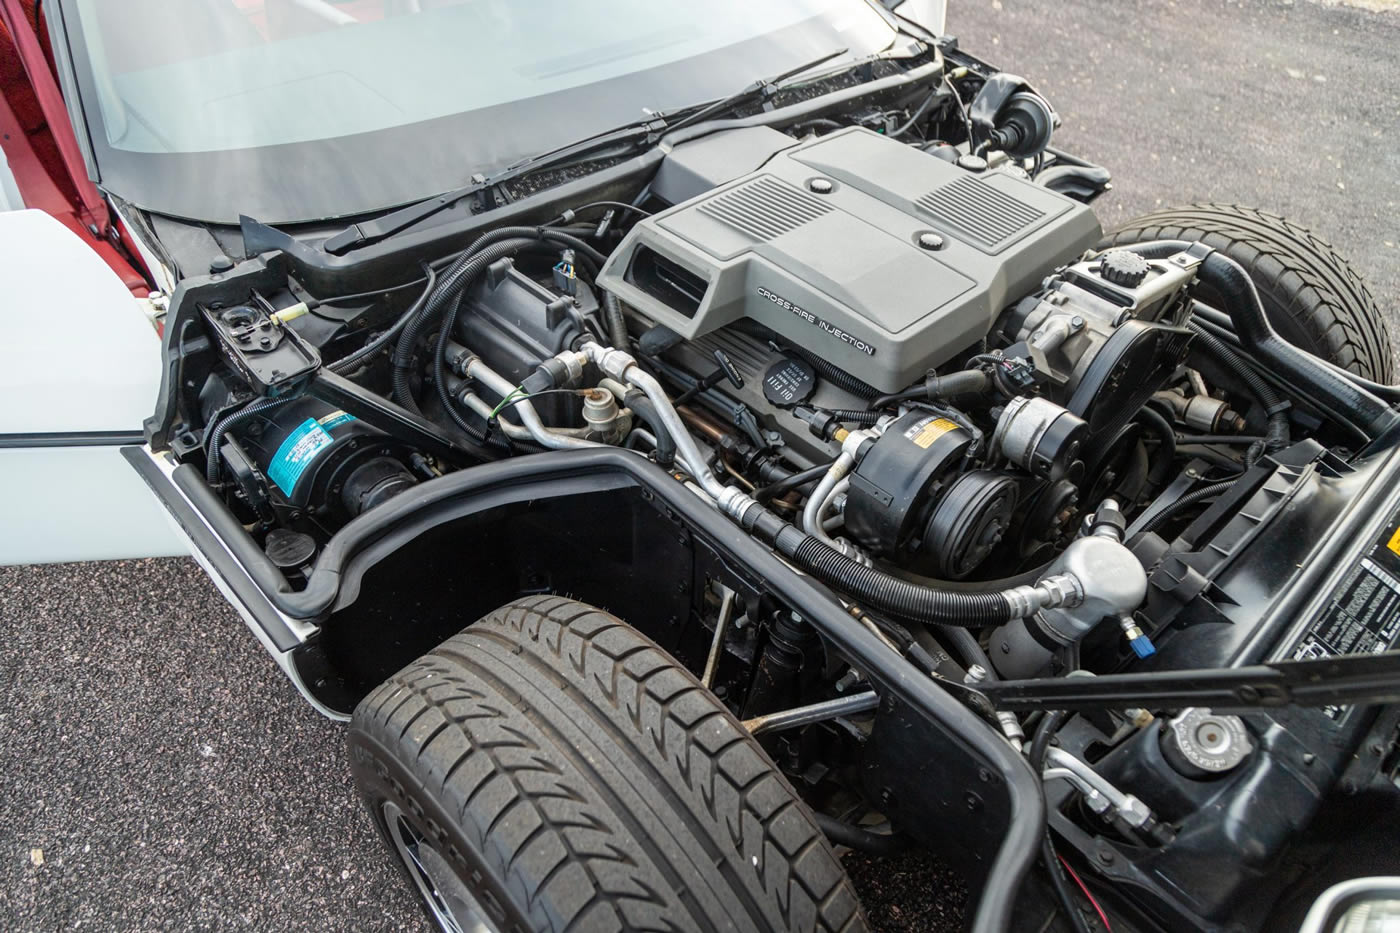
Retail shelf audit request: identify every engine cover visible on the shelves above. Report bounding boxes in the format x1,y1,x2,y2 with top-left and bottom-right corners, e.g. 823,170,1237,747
599,127,1101,391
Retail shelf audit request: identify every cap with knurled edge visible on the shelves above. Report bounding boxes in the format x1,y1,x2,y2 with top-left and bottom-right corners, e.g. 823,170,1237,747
763,357,816,407
1098,249,1151,287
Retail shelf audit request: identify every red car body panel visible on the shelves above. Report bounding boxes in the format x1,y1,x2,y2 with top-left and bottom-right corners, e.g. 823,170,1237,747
0,0,150,294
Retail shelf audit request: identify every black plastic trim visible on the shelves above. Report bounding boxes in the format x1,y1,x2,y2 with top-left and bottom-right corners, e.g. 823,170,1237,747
121,446,300,652
0,430,144,448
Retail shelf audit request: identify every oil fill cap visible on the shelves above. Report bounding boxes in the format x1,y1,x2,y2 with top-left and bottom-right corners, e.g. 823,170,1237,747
763,357,817,407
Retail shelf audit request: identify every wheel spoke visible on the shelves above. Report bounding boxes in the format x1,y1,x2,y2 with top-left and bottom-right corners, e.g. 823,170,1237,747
382,801,497,933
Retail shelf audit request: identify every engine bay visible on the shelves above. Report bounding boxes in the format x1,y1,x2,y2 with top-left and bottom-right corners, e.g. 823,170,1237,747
139,49,1400,932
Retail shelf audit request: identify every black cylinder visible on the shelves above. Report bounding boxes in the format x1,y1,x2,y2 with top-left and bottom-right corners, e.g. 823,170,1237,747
742,613,815,718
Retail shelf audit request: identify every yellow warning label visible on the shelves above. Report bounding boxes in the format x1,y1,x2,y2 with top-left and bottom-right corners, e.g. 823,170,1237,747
1387,525,1400,558
908,417,959,449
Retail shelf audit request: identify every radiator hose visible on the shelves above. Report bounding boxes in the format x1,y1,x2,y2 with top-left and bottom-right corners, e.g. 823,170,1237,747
1119,241,1399,438
1185,320,1290,463
622,390,676,468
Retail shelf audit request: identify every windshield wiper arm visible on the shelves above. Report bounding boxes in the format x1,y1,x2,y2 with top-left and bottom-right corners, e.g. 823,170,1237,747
322,119,664,255
976,650,1400,713
666,46,850,134
323,47,850,256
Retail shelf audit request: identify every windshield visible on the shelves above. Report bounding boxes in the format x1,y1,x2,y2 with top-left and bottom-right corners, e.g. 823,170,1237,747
59,0,898,223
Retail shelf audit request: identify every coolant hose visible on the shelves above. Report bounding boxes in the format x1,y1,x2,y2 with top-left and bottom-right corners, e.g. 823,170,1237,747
1118,241,1399,437
623,390,676,468
1134,404,1178,487
602,291,629,352
1186,320,1290,460
944,626,997,675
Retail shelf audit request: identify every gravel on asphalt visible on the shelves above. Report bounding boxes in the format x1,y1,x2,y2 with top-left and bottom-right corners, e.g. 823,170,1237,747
0,559,420,930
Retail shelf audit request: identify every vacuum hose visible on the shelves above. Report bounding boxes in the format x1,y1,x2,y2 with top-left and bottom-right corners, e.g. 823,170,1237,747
602,291,630,352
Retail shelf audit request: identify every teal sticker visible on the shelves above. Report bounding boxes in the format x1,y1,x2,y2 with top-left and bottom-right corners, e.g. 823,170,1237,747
268,418,334,495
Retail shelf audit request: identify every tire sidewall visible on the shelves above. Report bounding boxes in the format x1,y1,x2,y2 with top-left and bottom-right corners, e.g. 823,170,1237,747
349,729,533,933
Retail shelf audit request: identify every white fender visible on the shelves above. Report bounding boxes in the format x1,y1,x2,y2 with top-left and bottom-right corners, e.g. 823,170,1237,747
0,209,185,563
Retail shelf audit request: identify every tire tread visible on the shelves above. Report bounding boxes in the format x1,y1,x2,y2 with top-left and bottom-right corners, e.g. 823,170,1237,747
352,595,866,933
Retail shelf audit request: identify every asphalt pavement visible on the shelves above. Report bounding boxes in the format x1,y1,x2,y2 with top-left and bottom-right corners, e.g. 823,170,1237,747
2,2,1398,931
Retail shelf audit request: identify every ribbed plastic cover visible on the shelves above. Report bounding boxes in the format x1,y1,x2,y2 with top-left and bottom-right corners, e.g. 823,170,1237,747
916,176,1046,250
698,176,833,242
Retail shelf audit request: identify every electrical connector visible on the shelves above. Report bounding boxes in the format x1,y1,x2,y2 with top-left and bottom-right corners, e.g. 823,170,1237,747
552,250,578,296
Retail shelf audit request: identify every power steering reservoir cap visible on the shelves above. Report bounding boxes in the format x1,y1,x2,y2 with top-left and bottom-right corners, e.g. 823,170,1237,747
1098,249,1151,287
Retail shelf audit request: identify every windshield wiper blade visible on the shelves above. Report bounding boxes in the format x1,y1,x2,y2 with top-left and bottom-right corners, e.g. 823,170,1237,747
323,119,663,256
665,46,850,134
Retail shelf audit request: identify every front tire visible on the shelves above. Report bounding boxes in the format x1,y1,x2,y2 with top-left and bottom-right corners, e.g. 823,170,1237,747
349,595,868,933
